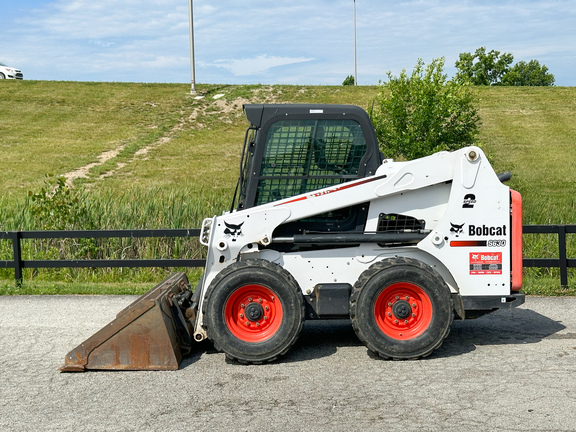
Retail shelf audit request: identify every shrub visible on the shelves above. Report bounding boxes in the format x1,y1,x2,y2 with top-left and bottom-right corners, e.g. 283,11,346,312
28,174,91,230
373,58,480,160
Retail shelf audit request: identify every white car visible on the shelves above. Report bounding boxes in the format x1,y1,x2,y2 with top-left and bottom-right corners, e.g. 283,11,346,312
0,62,23,79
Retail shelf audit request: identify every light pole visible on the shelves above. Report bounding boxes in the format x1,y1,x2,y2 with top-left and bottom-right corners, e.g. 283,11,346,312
188,0,196,94
353,0,357,85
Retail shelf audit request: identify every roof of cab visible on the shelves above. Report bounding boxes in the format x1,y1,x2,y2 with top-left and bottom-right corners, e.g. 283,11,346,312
243,104,371,129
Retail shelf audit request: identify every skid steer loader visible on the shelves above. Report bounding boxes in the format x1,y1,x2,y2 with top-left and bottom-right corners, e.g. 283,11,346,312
60,104,523,371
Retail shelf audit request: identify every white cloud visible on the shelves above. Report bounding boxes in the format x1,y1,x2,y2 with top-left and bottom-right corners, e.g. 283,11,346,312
18,0,188,40
209,55,315,77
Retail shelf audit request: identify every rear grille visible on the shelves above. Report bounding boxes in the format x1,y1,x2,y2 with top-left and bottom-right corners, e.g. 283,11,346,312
377,213,425,233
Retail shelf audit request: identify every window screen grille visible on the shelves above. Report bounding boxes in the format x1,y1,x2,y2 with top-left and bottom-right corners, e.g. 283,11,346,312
256,119,367,205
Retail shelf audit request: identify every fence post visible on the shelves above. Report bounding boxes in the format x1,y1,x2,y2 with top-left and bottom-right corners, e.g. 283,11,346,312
558,225,568,287
11,232,23,286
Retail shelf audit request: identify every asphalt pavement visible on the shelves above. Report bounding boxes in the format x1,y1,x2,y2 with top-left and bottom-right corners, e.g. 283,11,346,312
1,295,575,431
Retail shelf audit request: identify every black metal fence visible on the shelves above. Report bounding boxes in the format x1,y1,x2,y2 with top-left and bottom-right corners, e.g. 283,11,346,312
2,225,575,287
522,225,576,287
0,229,204,284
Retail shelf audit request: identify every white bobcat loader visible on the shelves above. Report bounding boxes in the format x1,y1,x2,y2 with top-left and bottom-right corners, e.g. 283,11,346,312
60,104,523,371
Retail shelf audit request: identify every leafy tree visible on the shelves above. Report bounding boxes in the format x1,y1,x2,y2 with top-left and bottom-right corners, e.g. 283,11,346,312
455,47,555,86
342,75,355,86
373,58,480,160
455,47,514,86
501,60,555,86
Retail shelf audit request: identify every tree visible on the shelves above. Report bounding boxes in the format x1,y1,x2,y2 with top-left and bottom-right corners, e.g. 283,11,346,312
501,60,555,86
455,47,555,86
342,75,355,86
455,47,514,86
373,58,480,160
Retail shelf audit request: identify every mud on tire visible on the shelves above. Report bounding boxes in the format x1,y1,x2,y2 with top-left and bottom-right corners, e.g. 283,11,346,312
350,257,453,360
202,259,305,364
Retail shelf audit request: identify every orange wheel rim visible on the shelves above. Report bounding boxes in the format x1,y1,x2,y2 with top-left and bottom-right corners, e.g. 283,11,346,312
224,284,283,342
374,282,432,340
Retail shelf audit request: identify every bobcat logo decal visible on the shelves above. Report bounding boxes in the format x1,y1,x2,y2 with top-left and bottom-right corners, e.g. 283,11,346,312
450,222,465,237
224,221,244,242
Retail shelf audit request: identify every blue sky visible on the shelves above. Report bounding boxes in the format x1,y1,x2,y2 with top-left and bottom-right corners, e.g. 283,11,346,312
1,0,574,85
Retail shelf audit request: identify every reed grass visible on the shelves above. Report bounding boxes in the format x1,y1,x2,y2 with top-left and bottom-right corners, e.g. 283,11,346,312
0,186,229,288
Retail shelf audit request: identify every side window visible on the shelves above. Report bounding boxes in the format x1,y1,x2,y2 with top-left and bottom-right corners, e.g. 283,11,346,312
256,119,367,205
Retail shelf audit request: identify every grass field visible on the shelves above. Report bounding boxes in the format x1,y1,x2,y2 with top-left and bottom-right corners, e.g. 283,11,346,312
1,80,575,294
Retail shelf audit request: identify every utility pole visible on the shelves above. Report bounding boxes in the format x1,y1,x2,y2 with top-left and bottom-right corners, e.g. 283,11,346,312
188,0,197,94
353,0,357,85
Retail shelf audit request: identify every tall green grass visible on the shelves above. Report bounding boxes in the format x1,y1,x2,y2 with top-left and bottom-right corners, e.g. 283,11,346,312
0,186,229,287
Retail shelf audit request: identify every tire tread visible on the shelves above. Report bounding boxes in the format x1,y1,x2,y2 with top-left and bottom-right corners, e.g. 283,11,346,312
350,257,453,360
202,259,305,364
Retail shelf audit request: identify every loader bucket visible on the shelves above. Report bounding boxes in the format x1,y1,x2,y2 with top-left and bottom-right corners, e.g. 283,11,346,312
60,272,194,372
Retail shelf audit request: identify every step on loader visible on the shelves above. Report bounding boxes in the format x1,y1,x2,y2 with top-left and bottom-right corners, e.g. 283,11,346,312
60,104,524,371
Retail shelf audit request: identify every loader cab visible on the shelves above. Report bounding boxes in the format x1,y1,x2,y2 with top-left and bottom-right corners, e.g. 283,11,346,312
234,104,383,236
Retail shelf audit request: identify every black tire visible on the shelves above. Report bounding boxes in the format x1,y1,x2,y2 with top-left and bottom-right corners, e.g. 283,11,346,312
0,73,5,79
350,257,453,360
202,259,305,364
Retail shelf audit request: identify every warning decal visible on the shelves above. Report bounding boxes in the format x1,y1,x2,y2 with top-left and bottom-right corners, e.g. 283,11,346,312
470,252,502,275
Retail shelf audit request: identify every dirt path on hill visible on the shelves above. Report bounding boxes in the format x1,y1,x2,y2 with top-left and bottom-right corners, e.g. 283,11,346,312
62,87,278,187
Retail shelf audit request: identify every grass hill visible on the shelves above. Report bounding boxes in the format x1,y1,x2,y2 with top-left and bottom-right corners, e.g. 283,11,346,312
1,81,575,294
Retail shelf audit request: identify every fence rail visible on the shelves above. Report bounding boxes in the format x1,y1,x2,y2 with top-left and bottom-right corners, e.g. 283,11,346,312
2,226,575,286
0,229,204,283
522,225,576,287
